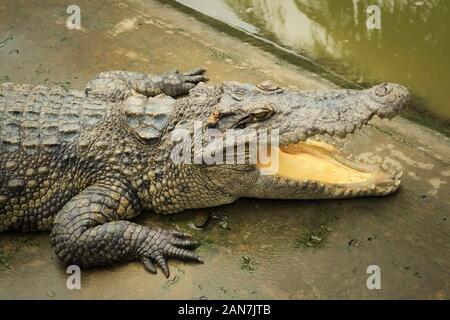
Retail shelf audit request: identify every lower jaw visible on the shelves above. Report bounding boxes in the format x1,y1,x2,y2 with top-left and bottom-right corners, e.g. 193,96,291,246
256,140,401,197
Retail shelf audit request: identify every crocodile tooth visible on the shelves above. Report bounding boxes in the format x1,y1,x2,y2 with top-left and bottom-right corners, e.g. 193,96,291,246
336,128,346,138
297,132,306,141
346,125,354,133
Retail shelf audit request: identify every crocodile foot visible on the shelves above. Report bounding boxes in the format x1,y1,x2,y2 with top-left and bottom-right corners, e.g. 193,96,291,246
138,228,202,278
162,68,209,96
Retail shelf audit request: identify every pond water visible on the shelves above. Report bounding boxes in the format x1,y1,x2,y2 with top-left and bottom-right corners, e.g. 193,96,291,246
174,0,450,128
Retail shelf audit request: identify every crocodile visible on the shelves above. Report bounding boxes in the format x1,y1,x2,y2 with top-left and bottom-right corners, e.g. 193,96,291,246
0,69,410,277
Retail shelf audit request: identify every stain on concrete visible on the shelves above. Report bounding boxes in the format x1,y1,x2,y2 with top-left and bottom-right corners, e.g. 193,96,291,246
108,18,139,36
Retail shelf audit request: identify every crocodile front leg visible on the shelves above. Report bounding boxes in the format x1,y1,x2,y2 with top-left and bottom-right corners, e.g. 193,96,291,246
85,68,208,101
50,183,201,277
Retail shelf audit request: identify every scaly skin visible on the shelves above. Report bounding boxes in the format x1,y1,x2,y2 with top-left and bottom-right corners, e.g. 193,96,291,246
0,69,410,277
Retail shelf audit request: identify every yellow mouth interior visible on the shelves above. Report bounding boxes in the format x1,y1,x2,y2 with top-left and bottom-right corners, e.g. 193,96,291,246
257,140,373,184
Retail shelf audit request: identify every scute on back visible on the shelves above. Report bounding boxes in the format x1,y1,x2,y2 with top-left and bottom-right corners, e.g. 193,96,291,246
122,94,175,142
0,83,112,155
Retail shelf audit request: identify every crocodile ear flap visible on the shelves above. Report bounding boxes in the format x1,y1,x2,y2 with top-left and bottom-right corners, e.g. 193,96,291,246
122,95,174,142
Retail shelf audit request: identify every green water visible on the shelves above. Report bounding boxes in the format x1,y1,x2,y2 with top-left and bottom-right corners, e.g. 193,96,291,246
175,0,450,124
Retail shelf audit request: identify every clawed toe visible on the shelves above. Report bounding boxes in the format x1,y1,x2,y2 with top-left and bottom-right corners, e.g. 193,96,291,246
142,256,157,274
171,237,200,249
153,252,170,278
184,68,206,76
141,230,202,278
167,245,202,262
186,74,208,84
170,230,192,238
183,68,208,84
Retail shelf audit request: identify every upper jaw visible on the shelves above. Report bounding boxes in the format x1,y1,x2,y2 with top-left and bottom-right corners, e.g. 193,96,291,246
272,83,410,145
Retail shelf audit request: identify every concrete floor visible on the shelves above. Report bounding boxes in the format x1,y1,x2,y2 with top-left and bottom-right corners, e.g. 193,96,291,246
0,0,448,299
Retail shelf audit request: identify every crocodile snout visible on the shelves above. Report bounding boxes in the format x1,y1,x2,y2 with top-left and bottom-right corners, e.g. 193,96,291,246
368,83,410,118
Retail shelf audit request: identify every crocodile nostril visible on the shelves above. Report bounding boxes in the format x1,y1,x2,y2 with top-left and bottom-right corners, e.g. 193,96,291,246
375,84,391,97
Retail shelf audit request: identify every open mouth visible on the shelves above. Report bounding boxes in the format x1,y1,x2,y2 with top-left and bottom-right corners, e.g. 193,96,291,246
217,82,410,198
256,138,402,197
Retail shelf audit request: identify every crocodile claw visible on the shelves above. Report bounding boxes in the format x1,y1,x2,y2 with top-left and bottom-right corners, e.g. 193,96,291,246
162,68,208,96
139,228,202,278
183,68,206,76
181,68,209,85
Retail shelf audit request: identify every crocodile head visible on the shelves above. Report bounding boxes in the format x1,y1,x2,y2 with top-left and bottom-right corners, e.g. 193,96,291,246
169,81,410,204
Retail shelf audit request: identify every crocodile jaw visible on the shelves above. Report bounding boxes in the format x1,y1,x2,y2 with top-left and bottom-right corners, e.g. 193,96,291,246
193,81,409,201
254,139,402,199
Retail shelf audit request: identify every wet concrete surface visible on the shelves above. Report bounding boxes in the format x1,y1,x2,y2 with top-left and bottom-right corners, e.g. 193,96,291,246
0,0,449,299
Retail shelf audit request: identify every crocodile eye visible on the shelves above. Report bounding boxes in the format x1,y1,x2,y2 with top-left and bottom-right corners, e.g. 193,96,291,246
250,104,275,120
375,85,392,97
252,109,276,121
252,110,270,119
